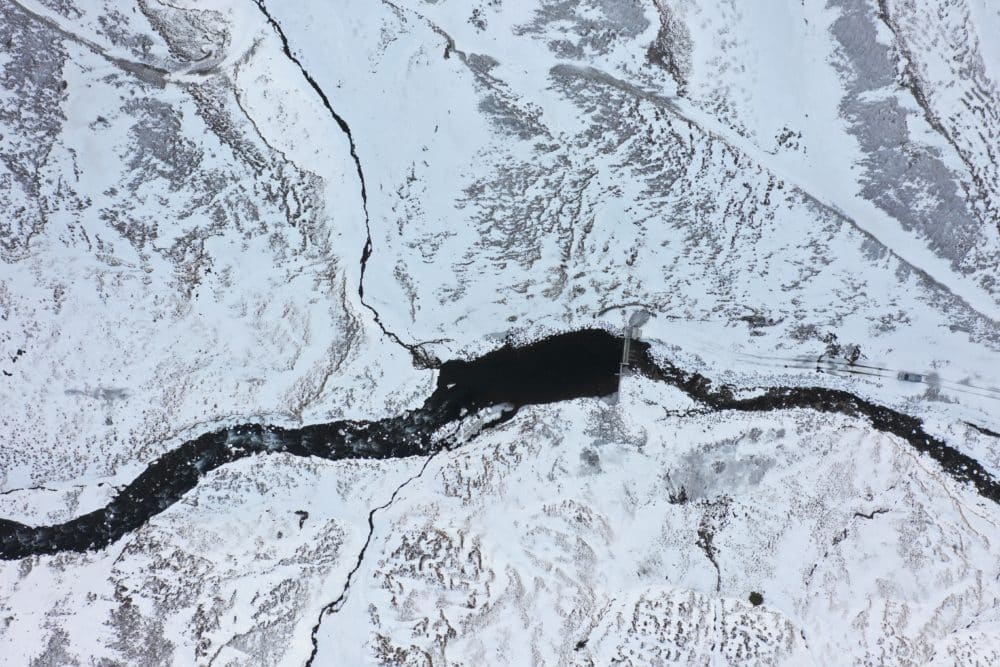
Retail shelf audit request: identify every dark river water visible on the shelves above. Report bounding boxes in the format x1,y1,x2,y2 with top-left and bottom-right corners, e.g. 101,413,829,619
0,330,624,559
1,329,996,560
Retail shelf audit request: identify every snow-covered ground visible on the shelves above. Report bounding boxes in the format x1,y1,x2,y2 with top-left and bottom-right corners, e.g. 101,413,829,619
1,0,998,664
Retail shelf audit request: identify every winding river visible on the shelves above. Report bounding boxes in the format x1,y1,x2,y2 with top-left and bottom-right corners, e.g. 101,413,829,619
2,329,996,560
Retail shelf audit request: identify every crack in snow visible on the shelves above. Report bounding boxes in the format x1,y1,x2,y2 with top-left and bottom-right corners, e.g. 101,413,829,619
303,447,442,666
252,0,436,368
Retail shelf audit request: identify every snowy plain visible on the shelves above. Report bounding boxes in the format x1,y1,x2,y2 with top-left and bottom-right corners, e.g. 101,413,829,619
1,0,999,664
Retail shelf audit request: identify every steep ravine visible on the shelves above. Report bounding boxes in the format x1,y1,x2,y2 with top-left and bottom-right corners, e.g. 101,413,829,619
2,329,997,560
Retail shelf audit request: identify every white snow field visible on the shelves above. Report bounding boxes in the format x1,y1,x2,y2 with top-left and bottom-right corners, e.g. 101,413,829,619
1,0,998,664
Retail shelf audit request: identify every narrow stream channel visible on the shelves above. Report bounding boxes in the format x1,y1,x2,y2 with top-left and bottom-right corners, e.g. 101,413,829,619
1,329,996,560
